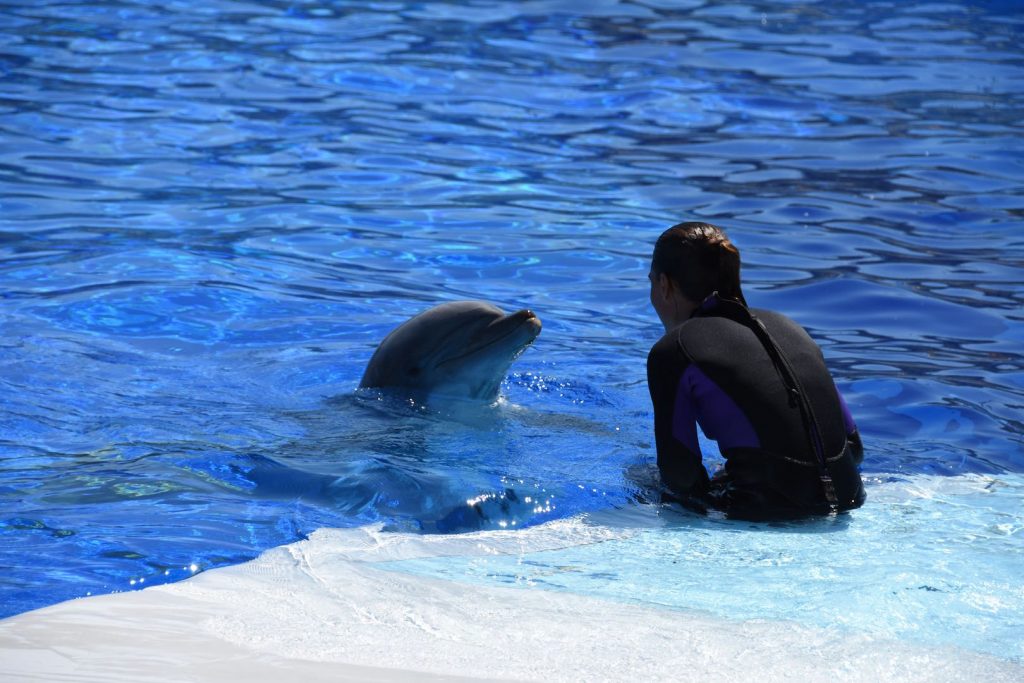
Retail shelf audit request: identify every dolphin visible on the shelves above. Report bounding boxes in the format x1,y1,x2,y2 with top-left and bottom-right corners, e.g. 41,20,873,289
359,300,541,402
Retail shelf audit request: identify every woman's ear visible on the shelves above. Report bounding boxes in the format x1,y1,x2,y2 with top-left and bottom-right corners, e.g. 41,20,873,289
658,272,673,300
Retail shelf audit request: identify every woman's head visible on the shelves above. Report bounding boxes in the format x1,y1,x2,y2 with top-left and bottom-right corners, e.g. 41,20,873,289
651,221,746,305
649,222,746,329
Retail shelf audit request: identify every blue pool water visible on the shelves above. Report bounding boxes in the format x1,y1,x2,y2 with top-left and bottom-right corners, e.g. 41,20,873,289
1,0,1022,665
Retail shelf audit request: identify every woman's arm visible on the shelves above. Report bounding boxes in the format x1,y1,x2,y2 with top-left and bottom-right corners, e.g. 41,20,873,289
647,337,710,497
836,388,864,465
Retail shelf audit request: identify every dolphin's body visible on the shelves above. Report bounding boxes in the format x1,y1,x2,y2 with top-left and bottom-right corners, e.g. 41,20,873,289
359,300,541,402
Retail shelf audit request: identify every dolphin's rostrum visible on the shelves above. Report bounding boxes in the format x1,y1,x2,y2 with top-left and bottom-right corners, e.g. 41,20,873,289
359,300,541,402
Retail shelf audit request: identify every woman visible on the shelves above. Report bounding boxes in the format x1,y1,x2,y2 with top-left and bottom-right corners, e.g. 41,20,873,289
647,222,865,519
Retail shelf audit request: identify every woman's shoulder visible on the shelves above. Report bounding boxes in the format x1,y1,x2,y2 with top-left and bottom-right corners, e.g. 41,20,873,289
749,308,826,359
749,307,797,325
750,308,815,339
646,327,691,393
647,325,686,366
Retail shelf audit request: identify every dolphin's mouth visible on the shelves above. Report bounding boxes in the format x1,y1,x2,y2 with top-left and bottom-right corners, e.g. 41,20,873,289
436,310,541,368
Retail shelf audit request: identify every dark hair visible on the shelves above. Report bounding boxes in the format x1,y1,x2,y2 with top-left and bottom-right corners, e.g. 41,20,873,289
652,221,747,306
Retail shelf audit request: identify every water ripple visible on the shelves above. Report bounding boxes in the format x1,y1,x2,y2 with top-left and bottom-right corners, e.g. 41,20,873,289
1,0,1022,620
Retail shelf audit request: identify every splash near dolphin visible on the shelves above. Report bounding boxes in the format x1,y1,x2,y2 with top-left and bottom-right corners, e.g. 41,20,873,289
359,300,541,402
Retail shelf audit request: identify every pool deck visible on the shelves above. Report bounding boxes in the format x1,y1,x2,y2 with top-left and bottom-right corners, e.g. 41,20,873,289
2,527,1020,683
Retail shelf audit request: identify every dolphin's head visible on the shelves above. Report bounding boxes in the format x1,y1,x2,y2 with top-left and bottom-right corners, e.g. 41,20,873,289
359,301,541,402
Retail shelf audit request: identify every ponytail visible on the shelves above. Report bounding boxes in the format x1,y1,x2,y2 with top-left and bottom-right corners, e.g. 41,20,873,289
715,239,747,306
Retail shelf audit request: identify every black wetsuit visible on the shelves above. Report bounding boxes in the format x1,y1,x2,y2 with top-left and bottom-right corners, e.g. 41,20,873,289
647,296,865,519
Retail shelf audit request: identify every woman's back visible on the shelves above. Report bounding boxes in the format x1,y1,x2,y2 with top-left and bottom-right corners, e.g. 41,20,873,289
649,298,864,518
647,222,864,519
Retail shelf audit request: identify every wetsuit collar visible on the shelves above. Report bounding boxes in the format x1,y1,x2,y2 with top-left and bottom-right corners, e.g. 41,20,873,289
691,291,722,318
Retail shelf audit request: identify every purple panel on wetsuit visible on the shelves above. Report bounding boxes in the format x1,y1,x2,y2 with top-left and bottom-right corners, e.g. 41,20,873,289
837,389,857,435
672,364,760,453
671,370,702,457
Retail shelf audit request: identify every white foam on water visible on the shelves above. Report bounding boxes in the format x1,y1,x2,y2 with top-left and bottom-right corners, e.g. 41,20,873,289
1,475,1021,682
